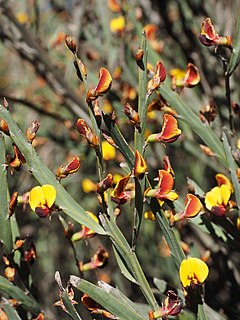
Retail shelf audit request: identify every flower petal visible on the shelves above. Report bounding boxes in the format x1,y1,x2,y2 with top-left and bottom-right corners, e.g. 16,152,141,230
183,194,202,218
95,68,112,96
185,63,200,87
29,186,44,211
215,173,233,193
42,185,56,208
220,184,231,207
180,257,209,288
158,114,181,143
205,186,222,210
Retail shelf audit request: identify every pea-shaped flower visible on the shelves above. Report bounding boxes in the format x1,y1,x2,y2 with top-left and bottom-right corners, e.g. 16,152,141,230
179,257,209,288
29,185,56,218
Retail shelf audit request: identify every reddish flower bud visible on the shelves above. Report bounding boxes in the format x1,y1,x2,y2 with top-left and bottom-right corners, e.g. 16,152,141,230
97,174,114,193
0,118,9,135
76,119,100,149
26,120,40,144
65,35,77,54
124,103,141,130
56,156,80,180
135,48,144,62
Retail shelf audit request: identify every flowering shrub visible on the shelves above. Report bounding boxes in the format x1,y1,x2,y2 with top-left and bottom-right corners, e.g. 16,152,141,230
0,1,240,320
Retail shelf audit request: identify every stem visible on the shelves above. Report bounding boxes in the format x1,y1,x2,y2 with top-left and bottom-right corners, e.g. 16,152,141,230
222,58,234,132
101,214,159,310
0,133,13,255
132,32,148,248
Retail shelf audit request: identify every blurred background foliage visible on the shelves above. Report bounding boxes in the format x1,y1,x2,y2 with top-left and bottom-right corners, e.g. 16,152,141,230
0,0,240,319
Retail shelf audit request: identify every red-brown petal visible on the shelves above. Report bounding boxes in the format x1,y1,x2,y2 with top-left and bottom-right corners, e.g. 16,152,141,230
182,194,202,218
158,170,174,195
158,114,181,143
185,63,200,87
95,68,112,96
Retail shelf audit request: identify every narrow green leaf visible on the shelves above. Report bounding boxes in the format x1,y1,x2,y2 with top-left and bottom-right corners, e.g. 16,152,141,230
0,133,13,255
222,132,240,216
1,299,22,320
62,291,82,320
70,276,146,320
150,198,185,268
112,246,138,284
159,85,227,167
0,275,40,314
0,105,105,235
103,113,135,169
227,8,240,76
135,31,148,153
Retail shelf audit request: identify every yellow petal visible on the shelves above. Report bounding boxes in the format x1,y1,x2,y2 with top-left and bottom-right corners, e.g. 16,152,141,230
42,185,56,208
165,191,179,201
179,259,192,287
29,186,45,211
205,186,221,210
189,257,209,284
220,184,231,207
102,141,116,161
180,257,209,287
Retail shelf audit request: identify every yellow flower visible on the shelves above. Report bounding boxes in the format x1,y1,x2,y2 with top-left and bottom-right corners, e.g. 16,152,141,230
205,185,231,216
102,141,116,161
179,257,209,288
110,15,125,33
82,178,96,193
29,185,56,218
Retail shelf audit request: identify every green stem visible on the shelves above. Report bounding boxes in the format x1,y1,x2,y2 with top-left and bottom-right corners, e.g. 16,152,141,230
0,133,13,255
101,214,159,310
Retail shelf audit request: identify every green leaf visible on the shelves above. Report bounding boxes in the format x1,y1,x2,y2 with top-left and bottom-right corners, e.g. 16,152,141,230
159,85,227,167
227,8,240,76
0,105,105,235
150,198,185,268
0,133,13,255
62,291,82,320
0,275,40,314
1,299,22,320
70,276,146,320
153,278,167,293
112,246,138,284
103,113,135,169
222,132,240,216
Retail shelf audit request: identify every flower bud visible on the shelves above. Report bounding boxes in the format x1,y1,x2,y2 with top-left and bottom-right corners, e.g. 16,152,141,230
26,120,40,144
65,35,76,54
